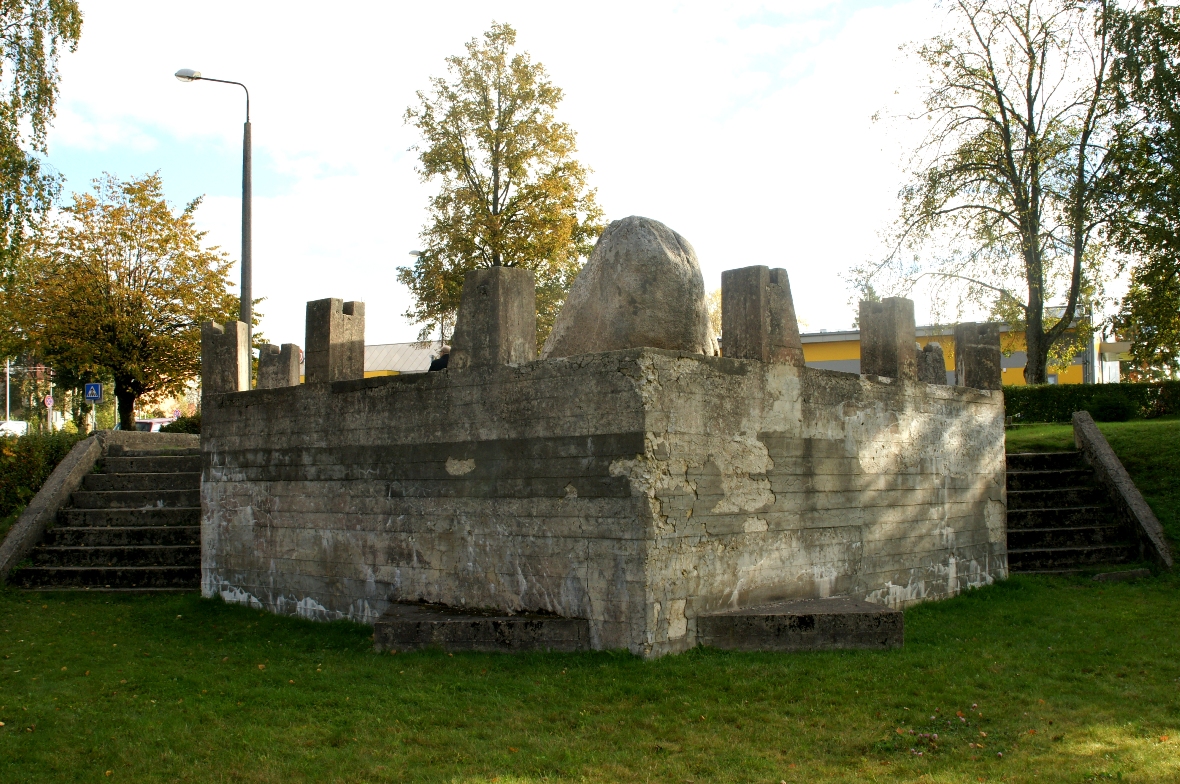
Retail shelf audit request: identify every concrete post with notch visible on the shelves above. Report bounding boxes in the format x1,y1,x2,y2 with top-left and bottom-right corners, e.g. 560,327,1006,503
449,267,537,369
201,320,250,396
720,266,805,365
916,342,948,385
859,297,917,381
257,343,301,389
304,299,365,384
953,322,1002,389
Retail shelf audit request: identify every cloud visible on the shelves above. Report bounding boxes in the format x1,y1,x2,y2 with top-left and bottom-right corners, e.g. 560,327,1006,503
47,0,945,344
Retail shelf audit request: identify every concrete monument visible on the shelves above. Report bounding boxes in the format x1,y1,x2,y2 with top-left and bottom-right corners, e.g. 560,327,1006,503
200,223,1008,659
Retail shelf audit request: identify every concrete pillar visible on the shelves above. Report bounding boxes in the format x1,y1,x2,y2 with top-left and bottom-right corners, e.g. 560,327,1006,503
954,322,1002,389
450,267,537,370
201,320,250,395
859,297,917,381
916,341,948,385
257,343,301,389
720,266,805,365
304,299,365,384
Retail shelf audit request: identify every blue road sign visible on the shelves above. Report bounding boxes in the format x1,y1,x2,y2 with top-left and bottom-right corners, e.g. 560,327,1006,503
83,383,103,402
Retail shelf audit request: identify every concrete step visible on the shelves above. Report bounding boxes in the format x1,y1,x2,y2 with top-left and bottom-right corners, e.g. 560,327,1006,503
45,525,200,547
69,489,200,510
697,597,903,651
83,472,200,492
1008,524,1132,550
1008,544,1137,571
1006,505,1115,530
1007,486,1106,510
102,455,201,474
373,603,591,653
30,545,199,568
111,447,200,458
56,507,200,528
1006,469,1095,492
1006,451,1084,471
10,565,199,590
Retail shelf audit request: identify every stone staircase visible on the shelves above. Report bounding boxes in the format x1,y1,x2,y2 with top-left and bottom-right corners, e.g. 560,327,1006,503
12,445,201,591
1006,451,1139,573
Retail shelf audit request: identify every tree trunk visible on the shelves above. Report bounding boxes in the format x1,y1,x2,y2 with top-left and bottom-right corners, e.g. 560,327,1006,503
1024,324,1049,384
115,382,138,431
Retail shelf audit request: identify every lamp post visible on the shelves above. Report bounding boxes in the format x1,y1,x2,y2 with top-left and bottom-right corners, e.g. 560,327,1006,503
175,68,254,365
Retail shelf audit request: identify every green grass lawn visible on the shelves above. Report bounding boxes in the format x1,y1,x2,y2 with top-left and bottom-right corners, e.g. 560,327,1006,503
0,418,1176,783
1,578,1179,784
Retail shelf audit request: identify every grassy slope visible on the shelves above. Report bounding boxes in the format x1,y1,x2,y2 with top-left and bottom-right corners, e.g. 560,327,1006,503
0,419,1176,783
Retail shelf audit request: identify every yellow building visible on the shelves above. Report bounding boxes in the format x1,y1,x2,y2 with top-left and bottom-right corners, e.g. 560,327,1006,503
801,325,1090,385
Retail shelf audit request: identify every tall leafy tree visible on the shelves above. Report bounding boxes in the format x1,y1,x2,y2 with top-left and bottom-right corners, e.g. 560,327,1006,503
0,0,82,282
858,0,1132,383
1107,2,1180,378
13,173,238,430
399,22,604,348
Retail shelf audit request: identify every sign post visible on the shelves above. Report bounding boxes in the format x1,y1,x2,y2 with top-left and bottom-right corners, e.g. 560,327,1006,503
44,394,54,432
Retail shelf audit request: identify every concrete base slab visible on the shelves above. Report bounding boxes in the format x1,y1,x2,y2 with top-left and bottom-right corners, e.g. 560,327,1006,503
373,603,591,653
697,597,903,652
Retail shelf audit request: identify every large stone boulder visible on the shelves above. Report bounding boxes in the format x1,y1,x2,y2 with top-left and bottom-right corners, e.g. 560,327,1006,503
541,216,717,359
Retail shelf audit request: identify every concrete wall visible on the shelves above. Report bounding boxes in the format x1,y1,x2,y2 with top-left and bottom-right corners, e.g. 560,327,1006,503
201,349,1006,657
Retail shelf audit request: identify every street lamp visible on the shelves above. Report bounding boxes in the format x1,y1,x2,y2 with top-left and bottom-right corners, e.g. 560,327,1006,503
175,67,254,368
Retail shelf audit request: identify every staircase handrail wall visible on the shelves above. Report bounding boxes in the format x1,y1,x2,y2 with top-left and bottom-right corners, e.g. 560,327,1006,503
1073,411,1174,569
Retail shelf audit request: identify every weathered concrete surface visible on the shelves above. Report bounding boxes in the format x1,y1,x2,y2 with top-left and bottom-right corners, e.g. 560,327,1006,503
859,298,917,381
202,349,1006,657
541,216,717,359
201,320,250,395
373,602,590,652
697,597,903,651
258,343,301,389
954,322,1002,390
917,342,948,385
450,267,537,369
721,265,805,365
305,299,365,384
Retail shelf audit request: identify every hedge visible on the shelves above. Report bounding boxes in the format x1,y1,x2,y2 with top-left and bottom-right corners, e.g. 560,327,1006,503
0,431,84,520
1004,380,1180,423
160,413,200,434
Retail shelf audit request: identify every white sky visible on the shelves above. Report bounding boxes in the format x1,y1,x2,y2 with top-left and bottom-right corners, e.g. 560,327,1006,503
47,0,953,345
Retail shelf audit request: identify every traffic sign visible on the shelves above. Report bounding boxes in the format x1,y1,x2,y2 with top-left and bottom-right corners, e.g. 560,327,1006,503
43,395,54,408
84,382,103,402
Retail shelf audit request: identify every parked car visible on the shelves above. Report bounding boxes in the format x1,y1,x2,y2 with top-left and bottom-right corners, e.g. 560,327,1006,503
134,418,176,432
0,420,28,436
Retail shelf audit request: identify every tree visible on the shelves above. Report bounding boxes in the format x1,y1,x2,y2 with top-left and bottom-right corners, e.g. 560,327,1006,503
1107,2,1180,378
399,22,604,348
0,0,82,282
859,0,1133,383
12,173,238,430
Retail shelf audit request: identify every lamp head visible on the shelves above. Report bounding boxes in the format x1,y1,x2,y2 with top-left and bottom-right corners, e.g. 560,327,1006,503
174,68,201,83
409,250,423,257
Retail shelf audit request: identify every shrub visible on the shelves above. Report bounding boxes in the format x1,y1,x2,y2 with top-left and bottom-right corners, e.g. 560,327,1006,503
0,431,84,519
160,414,200,434
1084,391,1137,422
1004,380,1180,423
